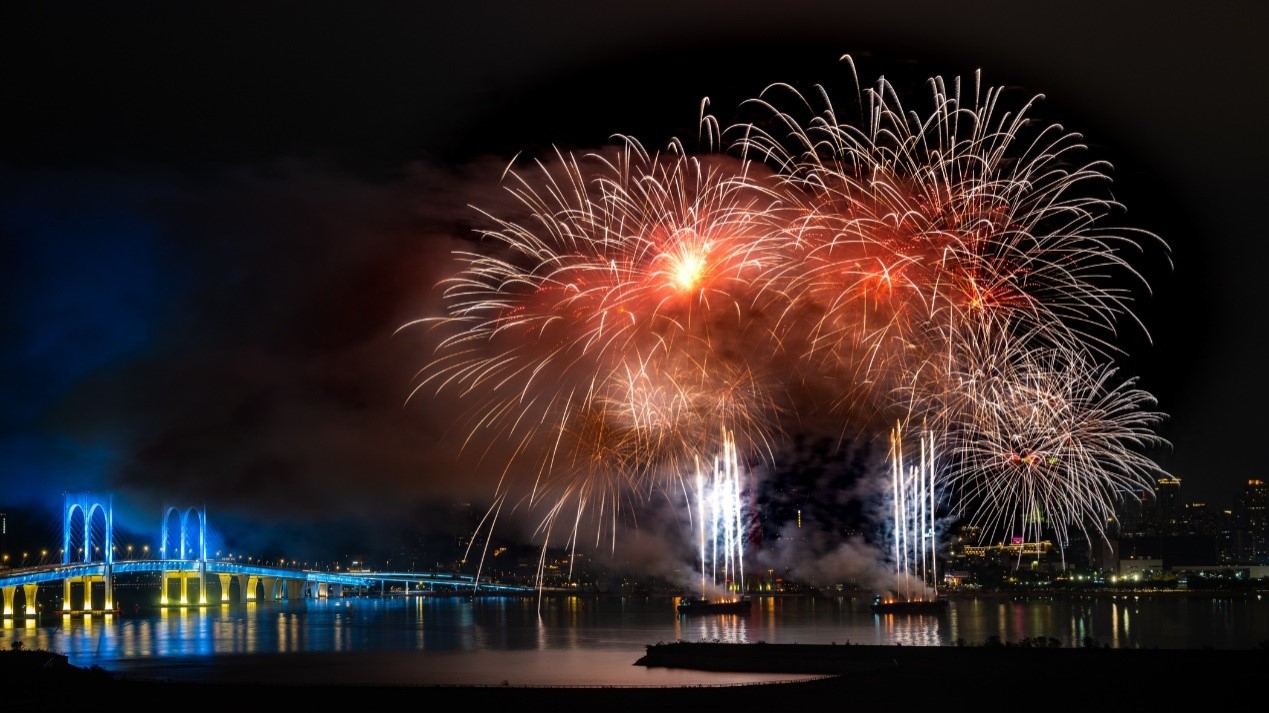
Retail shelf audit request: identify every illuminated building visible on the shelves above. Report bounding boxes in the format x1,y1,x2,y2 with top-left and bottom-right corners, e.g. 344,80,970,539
1154,476,1182,534
1234,479,1268,565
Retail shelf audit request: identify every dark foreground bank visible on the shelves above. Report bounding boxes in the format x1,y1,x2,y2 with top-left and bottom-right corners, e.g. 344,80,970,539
4,644,1266,712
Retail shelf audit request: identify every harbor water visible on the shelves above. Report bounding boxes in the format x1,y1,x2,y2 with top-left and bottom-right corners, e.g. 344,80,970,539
2,590,1266,687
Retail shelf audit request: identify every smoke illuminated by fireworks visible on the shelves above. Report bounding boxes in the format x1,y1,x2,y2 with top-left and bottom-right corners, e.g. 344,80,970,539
401,55,1170,591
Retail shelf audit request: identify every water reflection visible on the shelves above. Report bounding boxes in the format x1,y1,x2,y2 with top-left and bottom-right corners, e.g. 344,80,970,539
874,611,943,646
0,593,1265,686
676,613,751,643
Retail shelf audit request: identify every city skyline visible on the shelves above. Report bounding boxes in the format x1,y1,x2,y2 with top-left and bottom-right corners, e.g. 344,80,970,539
1,2,1266,570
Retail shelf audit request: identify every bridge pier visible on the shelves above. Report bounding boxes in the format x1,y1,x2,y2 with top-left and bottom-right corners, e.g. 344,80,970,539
2,584,39,617
60,573,113,614
315,581,345,599
103,564,113,611
216,573,233,603
160,571,208,606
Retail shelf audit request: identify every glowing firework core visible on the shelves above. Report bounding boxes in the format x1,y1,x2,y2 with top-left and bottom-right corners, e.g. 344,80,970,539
669,248,707,292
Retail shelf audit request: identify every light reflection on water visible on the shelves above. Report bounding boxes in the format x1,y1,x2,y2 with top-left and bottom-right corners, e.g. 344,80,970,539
1,592,1266,686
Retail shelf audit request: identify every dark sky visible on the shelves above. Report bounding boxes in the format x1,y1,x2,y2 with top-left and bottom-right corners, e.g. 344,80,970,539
2,1,1265,565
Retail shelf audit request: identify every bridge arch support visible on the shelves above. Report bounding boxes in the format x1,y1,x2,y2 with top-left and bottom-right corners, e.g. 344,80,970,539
160,505,207,562
63,492,113,565
159,505,209,606
60,492,115,613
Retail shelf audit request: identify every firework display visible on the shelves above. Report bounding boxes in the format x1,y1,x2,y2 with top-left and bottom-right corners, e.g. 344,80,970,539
887,422,940,603
691,429,748,599
402,56,1170,586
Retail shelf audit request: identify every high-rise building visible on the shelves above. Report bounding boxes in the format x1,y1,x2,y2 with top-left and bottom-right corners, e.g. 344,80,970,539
1216,508,1237,564
1238,479,1268,565
1154,476,1182,534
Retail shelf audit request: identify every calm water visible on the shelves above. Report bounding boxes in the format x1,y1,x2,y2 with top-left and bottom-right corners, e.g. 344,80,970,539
3,591,1267,686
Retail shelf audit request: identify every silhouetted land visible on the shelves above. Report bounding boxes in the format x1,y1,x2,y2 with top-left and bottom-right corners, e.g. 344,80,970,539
4,642,1266,711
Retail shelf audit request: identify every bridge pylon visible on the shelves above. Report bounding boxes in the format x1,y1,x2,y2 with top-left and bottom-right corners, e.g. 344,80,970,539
60,492,116,614
160,504,209,606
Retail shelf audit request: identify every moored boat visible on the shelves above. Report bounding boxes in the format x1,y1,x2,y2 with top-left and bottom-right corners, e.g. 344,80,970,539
676,596,753,615
869,594,948,615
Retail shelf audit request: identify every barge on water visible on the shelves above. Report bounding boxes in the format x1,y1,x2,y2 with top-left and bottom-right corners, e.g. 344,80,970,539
869,594,949,615
676,596,753,615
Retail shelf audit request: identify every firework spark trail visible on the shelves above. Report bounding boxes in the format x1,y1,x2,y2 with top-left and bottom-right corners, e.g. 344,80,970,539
938,343,1168,554
405,139,792,469
404,55,1171,590
719,56,1170,550
888,422,940,603
401,137,799,589
729,60,1166,402
693,429,747,599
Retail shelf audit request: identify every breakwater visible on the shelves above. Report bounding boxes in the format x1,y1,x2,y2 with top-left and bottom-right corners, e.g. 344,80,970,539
635,640,1269,676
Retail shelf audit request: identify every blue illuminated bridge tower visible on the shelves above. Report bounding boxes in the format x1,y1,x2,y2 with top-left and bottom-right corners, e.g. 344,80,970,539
159,502,211,606
62,491,116,613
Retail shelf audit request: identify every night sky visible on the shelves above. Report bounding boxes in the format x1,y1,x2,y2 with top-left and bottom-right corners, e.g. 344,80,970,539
2,2,1265,568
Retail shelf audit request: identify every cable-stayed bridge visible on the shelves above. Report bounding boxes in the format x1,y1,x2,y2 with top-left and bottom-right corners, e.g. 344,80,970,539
0,492,534,618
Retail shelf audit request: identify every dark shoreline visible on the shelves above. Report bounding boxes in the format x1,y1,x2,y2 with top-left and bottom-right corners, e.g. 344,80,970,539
5,642,1267,711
